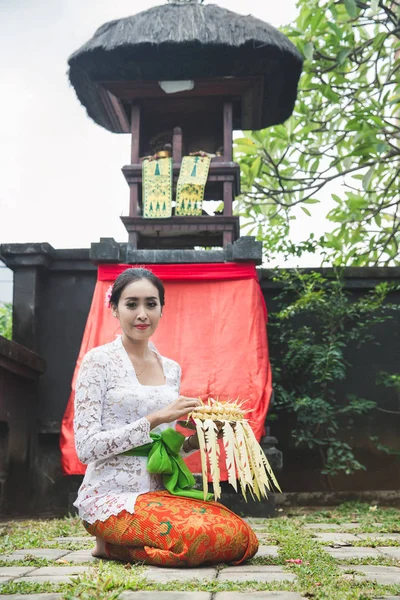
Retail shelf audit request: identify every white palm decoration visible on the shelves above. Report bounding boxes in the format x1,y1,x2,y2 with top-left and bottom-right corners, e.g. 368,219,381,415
187,398,281,501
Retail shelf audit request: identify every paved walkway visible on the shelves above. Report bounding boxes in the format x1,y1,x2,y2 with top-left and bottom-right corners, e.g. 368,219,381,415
0,522,399,599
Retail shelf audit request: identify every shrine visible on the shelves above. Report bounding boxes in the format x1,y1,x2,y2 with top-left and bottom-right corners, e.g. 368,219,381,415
67,0,302,251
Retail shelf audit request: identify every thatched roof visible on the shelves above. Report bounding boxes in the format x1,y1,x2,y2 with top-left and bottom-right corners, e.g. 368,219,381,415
68,2,303,132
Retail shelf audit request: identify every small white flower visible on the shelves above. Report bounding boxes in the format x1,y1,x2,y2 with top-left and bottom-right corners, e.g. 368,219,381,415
104,284,113,307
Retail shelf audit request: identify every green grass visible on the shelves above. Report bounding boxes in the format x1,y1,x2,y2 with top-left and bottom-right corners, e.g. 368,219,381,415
283,501,400,530
0,515,87,554
339,556,400,566
0,503,399,598
0,557,53,567
351,538,400,547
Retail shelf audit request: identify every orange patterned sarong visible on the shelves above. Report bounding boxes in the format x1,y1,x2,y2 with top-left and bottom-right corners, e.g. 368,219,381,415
83,490,258,567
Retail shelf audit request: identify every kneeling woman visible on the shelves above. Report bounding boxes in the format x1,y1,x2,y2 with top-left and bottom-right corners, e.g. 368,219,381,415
73,268,258,566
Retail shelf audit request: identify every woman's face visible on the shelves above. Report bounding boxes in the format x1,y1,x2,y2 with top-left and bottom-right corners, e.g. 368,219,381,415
113,278,162,342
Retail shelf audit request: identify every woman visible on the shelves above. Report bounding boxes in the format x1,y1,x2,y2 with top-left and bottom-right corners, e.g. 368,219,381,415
74,267,258,566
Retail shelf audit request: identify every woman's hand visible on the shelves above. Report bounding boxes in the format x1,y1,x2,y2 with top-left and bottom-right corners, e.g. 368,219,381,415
182,432,200,452
146,396,201,430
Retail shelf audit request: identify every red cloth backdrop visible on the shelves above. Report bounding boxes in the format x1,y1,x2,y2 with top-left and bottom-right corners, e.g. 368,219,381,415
60,263,272,478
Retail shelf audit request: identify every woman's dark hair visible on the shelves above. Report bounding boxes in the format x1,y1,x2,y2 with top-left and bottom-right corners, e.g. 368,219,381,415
110,268,165,307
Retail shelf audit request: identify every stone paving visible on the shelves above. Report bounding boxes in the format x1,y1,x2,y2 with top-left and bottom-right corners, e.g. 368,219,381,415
0,523,399,599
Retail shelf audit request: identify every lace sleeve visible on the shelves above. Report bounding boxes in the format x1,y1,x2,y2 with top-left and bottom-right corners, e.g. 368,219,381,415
74,350,152,464
174,364,181,394
172,362,198,457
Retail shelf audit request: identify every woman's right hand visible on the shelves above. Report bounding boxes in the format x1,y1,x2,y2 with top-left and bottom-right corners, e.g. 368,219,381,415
146,396,201,429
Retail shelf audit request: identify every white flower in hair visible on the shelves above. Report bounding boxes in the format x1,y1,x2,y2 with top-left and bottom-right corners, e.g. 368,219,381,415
104,284,113,307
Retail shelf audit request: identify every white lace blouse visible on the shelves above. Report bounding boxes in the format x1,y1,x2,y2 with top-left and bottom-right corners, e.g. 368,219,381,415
73,336,187,524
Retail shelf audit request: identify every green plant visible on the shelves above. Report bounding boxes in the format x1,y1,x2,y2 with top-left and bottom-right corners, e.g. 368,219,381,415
0,302,12,340
234,0,400,266
268,269,399,482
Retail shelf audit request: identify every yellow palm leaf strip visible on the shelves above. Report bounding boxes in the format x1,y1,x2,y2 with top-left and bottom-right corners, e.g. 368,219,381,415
239,426,258,502
242,422,269,484
231,423,247,500
241,422,262,499
243,421,274,494
221,420,237,492
233,421,253,500
235,421,253,487
247,481,256,502
203,418,221,501
193,418,209,500
241,421,267,500
243,421,282,493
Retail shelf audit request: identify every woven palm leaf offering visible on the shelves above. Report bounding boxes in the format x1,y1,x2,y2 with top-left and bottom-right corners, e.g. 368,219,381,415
183,398,281,502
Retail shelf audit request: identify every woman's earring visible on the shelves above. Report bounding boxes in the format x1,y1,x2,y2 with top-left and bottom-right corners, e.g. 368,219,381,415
113,312,117,317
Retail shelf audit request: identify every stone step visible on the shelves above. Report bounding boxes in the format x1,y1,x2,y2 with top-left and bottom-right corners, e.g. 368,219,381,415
339,564,400,585
218,565,296,583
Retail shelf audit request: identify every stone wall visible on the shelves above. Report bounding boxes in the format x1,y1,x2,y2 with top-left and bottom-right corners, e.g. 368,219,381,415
0,336,45,514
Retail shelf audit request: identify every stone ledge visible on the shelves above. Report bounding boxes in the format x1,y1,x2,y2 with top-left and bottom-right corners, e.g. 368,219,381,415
339,564,400,585
120,593,211,600
144,567,216,583
218,565,296,583
215,593,306,600
90,237,262,264
0,594,63,600
0,337,46,378
275,490,400,507
259,266,400,289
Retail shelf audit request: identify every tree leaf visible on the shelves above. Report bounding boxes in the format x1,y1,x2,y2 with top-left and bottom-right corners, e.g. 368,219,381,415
371,0,379,12
362,165,375,191
304,41,314,61
301,206,312,216
234,137,256,146
344,0,357,18
338,48,351,65
234,145,257,155
327,22,343,39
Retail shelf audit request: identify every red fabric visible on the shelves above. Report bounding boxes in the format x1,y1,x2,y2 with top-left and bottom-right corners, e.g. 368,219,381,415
60,263,272,478
97,262,260,282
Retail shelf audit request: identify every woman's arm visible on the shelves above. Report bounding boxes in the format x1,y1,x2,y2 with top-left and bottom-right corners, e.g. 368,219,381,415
164,364,200,455
74,351,153,464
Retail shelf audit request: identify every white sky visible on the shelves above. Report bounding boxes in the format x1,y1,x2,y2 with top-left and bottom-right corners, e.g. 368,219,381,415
0,0,334,290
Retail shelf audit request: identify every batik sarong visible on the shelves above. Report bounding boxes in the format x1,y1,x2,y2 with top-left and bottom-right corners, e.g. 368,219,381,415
83,490,258,567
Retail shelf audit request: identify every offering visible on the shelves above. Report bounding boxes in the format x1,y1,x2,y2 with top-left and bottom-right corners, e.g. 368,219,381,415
185,398,281,501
